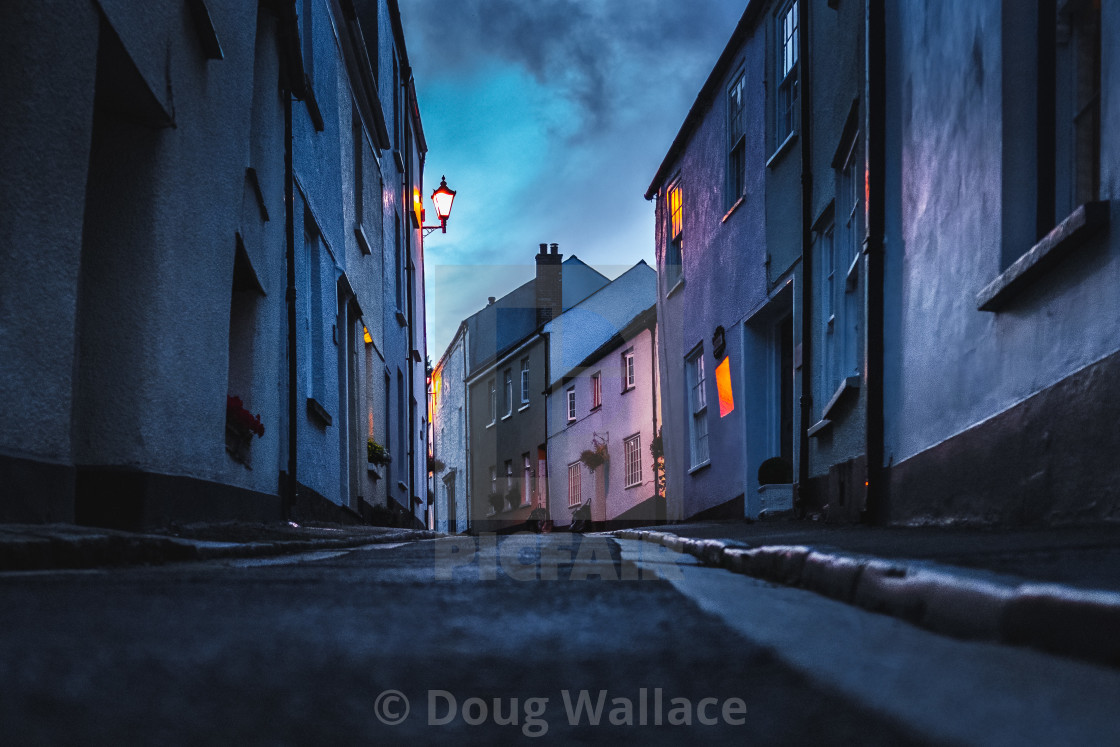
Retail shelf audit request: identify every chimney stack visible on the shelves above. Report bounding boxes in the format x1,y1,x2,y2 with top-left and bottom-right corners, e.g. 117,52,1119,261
487,296,496,306
535,242,563,328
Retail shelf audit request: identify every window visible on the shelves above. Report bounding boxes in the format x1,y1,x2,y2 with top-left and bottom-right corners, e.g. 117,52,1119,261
503,369,513,417
624,434,642,488
591,371,602,409
505,460,514,492
686,349,710,468
489,465,497,509
727,71,747,203
774,0,799,146
522,453,532,505
817,222,839,407
1047,0,1102,227
665,180,683,287
837,134,862,380
566,387,576,423
304,220,326,406
622,349,636,391
394,211,403,310
352,107,364,225
487,378,496,424
520,358,530,404
568,462,582,507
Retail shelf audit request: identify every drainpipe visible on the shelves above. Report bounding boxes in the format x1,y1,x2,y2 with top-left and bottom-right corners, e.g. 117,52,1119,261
796,0,814,507
865,0,887,523
280,1,303,520
648,313,660,522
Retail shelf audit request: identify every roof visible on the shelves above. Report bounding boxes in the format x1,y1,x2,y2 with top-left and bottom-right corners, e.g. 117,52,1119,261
644,1,762,200
465,256,609,376
543,261,657,386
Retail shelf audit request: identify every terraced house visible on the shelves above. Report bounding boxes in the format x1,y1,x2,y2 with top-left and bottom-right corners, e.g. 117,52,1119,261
0,0,431,528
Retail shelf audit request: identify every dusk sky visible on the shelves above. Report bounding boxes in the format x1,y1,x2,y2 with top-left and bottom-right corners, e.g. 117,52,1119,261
401,0,746,357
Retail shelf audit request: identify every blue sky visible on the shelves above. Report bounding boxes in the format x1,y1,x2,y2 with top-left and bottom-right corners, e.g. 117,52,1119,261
400,0,745,356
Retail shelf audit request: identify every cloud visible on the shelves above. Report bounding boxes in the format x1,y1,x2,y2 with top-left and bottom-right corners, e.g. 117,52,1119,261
402,1,746,354
404,0,742,133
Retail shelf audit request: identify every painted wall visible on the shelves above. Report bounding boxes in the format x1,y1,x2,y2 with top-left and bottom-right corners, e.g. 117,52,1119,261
653,17,773,521
546,325,660,526
882,0,1120,521
431,325,469,533
0,0,428,527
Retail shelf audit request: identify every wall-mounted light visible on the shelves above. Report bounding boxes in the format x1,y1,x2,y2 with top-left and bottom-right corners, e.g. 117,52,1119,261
422,175,456,236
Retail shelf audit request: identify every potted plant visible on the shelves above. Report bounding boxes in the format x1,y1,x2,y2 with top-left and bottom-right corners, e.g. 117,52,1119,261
487,492,504,515
579,440,609,472
428,455,446,474
367,439,391,466
226,395,264,465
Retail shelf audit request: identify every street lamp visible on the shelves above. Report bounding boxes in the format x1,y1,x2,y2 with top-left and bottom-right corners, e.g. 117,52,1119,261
423,175,456,235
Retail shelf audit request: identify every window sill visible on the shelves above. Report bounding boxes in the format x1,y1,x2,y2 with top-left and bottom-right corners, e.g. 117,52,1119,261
395,310,408,327
306,397,332,427
397,481,408,492
566,419,577,427
821,375,860,420
620,385,635,396
688,460,711,476
766,130,798,169
807,418,832,438
518,403,530,412
624,481,643,490
366,464,382,480
485,421,495,429
721,195,746,223
589,404,602,413
977,201,1110,311
304,79,325,132
665,277,686,300
393,149,405,174
501,412,513,422
354,223,372,255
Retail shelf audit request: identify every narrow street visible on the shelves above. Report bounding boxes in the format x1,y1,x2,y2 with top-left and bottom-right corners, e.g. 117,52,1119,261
2,535,1119,744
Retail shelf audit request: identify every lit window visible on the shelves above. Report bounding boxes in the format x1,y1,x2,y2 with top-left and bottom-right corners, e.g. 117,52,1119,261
727,71,747,204
520,358,530,404
774,0,799,146
566,387,576,423
568,462,582,507
665,180,683,287
715,357,735,418
686,349,709,468
591,372,602,409
623,349,636,390
624,434,642,488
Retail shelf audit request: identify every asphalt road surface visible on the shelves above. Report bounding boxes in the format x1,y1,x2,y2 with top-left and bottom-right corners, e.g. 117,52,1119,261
1,534,1118,744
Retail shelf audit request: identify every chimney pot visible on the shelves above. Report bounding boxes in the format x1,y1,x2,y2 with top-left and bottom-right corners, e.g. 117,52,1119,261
488,296,496,305
539,243,547,255
550,243,559,255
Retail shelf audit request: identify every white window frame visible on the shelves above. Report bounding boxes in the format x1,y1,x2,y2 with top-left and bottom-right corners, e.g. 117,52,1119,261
503,369,513,417
623,349,636,391
624,434,642,488
774,0,800,147
591,371,602,409
566,387,576,423
568,462,582,507
522,453,532,505
520,358,530,405
487,378,496,425
686,348,710,468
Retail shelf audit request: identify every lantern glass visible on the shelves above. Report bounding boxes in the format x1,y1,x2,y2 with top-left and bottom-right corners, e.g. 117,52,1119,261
431,176,456,222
